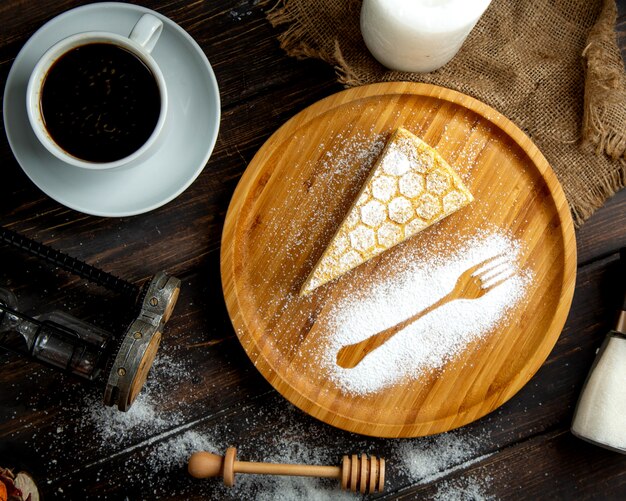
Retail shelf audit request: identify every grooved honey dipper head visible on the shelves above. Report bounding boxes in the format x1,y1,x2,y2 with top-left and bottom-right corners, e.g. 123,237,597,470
341,454,385,493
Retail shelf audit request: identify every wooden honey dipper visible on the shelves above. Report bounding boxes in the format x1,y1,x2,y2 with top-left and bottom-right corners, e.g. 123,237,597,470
188,447,385,493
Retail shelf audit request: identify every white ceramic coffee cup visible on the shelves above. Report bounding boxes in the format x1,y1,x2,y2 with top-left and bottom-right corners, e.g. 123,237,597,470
26,14,168,170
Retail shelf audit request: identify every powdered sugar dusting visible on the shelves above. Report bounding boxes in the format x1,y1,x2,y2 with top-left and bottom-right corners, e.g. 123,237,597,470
313,228,532,395
398,429,492,484
83,353,189,442
16,344,498,499
264,131,387,264
433,475,496,501
173,404,496,500
84,390,174,442
301,128,473,295
147,430,218,472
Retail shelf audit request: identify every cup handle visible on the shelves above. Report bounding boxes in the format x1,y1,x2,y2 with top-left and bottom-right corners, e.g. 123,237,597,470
129,13,163,54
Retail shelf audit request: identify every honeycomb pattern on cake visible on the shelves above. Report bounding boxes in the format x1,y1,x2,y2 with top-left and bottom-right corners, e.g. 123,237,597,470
300,127,473,295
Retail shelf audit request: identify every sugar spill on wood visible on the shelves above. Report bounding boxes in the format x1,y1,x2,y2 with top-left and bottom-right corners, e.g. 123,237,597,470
8,343,499,499
15,129,513,496
433,475,495,501
397,430,493,484
83,353,190,442
136,401,498,500
58,351,500,498
313,228,533,395
263,130,387,274
146,430,217,472
256,127,534,396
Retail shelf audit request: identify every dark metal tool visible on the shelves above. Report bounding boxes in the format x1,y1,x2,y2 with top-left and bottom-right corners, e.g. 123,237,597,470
0,226,181,411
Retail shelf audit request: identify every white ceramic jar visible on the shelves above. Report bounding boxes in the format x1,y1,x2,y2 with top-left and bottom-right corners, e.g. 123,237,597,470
571,332,626,453
360,0,492,73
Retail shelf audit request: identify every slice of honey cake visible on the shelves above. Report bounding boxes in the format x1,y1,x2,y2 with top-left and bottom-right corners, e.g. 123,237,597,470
300,127,473,295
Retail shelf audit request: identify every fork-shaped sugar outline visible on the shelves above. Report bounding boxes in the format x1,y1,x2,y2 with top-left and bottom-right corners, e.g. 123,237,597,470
336,254,515,369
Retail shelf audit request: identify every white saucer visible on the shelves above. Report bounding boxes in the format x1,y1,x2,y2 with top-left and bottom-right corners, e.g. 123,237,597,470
3,2,220,217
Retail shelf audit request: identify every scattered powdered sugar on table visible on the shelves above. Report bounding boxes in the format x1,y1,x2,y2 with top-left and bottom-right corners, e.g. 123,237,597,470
149,404,372,501
23,344,497,500
397,429,496,500
433,475,496,501
317,228,533,395
397,429,492,484
154,404,495,501
250,475,357,501
215,407,495,500
83,352,188,443
84,389,174,442
147,430,218,472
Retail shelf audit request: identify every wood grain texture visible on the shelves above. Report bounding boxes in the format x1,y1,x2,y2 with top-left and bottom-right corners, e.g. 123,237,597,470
221,82,577,437
0,1,624,499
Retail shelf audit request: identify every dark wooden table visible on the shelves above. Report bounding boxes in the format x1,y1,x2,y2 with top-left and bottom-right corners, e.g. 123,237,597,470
1,1,625,499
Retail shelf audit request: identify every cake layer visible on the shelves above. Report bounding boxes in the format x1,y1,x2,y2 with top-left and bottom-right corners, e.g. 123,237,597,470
300,127,474,295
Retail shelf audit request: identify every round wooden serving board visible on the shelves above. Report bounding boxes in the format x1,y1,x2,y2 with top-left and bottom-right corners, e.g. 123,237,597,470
221,82,576,438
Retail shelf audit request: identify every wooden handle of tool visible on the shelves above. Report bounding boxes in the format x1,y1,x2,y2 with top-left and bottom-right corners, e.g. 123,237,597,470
187,452,341,478
237,462,341,478
188,448,385,493
187,450,340,479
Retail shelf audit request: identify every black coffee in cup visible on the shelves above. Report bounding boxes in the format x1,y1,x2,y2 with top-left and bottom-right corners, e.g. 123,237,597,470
40,43,161,163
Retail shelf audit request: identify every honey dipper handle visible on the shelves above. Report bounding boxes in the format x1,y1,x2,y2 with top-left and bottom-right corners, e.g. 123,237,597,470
237,462,341,479
188,450,341,481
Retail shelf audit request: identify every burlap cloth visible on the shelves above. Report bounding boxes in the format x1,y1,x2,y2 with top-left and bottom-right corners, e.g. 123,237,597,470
267,0,626,226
